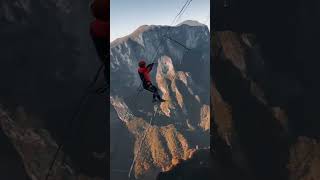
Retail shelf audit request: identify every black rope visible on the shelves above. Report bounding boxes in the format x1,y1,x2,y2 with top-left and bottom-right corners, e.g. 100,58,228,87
44,64,104,180
171,0,191,25
122,84,143,101
174,0,192,25
125,86,143,106
128,105,159,179
150,0,193,64
162,35,191,51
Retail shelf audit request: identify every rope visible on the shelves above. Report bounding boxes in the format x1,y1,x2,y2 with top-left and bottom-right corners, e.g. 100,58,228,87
173,0,192,25
113,0,193,123
162,35,191,51
44,63,104,180
171,0,191,26
122,85,144,121
128,105,159,179
150,0,193,65
109,0,193,105
124,2,194,179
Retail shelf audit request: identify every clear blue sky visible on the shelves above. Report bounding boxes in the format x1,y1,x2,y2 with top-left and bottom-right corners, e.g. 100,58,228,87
110,0,210,42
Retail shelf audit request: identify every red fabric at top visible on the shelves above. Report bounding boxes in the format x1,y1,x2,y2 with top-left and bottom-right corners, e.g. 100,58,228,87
138,66,152,83
90,0,108,21
90,19,108,39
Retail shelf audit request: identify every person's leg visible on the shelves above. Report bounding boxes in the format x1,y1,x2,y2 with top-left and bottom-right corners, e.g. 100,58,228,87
145,84,157,101
150,85,164,101
145,85,154,93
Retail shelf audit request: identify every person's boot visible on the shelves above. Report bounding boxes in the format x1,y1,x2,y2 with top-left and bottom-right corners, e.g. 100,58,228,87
152,95,158,103
157,95,166,102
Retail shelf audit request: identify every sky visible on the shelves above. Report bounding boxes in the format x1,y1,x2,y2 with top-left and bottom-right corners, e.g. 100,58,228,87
110,0,210,42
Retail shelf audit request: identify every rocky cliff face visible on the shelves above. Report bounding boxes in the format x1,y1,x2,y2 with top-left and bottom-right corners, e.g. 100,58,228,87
0,0,106,179
110,21,210,179
0,108,104,180
212,30,320,180
211,1,320,179
156,149,212,180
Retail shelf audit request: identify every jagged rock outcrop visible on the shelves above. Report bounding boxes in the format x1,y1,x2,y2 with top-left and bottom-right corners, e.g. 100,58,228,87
110,21,210,179
0,108,102,180
156,149,212,180
199,105,210,131
127,118,194,178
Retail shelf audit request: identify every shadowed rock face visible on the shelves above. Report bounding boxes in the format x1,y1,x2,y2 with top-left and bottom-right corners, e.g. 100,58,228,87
211,1,320,179
0,109,103,180
213,32,290,180
156,149,212,180
0,126,30,180
0,0,107,179
212,31,320,180
110,21,210,179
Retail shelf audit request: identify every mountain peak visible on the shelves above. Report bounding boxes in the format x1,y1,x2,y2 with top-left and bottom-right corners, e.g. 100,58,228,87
111,20,207,46
111,24,152,46
176,20,206,27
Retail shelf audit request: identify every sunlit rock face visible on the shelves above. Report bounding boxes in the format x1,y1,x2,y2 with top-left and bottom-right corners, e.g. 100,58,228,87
110,21,210,179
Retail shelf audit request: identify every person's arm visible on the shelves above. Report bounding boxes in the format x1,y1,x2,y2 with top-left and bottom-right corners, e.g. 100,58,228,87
146,63,154,72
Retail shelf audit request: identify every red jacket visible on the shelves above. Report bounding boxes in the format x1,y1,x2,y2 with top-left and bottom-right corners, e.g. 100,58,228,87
90,19,108,39
138,64,154,84
90,0,108,63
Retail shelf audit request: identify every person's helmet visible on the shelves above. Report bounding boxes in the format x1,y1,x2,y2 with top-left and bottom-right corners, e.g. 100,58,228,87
138,60,146,67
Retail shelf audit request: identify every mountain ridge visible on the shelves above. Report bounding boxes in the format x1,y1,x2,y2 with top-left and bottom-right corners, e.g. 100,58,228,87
110,20,208,47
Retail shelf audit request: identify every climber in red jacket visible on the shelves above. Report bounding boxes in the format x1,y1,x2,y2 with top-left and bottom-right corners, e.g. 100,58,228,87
90,0,108,63
138,60,165,103
90,19,108,62
89,0,109,95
